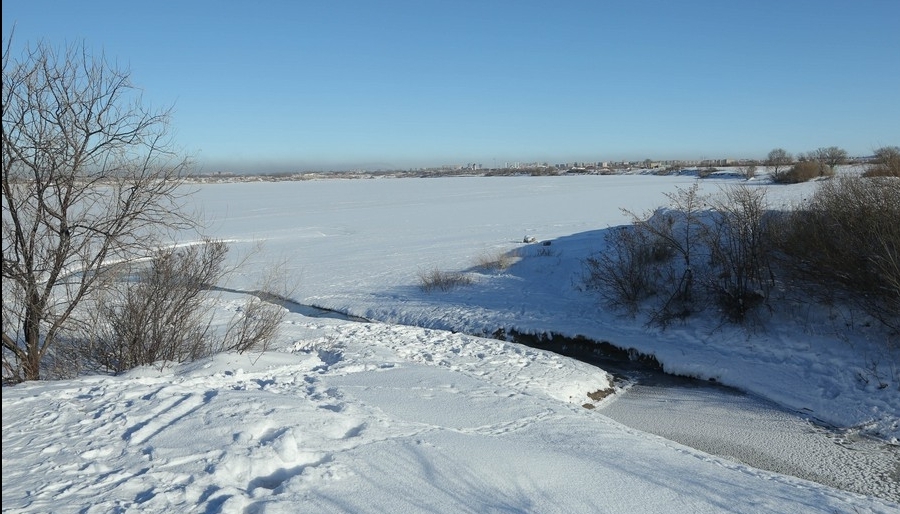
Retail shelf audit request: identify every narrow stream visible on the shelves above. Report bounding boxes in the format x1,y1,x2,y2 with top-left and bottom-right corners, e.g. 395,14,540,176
263,295,900,502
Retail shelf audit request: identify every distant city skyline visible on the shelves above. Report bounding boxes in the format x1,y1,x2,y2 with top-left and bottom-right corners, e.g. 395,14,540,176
195,148,885,174
4,0,899,174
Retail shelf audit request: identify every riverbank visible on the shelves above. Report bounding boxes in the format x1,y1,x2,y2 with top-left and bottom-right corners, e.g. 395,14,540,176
342,317,900,501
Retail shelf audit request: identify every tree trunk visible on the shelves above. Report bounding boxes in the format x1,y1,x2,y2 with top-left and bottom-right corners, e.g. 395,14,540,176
23,306,43,381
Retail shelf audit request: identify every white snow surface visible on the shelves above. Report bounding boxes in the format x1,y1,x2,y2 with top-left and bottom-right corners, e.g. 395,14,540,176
3,172,899,513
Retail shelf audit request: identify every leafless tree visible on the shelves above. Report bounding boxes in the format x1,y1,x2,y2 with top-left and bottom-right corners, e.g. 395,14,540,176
812,146,848,174
2,36,194,381
765,148,793,181
864,146,900,177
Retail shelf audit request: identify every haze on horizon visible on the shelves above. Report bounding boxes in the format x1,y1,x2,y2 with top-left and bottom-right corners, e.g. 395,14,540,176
3,0,899,174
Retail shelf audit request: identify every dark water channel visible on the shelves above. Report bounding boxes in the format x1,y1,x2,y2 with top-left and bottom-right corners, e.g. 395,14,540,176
266,296,899,503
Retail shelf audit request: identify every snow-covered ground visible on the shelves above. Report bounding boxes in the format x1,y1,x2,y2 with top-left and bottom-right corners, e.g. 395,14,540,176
3,172,898,513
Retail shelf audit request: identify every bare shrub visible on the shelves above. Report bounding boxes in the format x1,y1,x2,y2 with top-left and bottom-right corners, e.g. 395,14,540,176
87,240,286,373
773,161,828,184
702,186,776,322
216,293,286,355
585,184,707,325
475,250,517,271
586,174,898,336
776,176,900,329
91,241,227,373
587,184,779,326
863,146,900,178
212,253,290,357
418,268,474,292
582,225,669,315
629,184,707,324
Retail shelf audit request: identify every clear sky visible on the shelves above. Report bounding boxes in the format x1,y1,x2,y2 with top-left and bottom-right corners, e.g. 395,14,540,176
3,1,899,173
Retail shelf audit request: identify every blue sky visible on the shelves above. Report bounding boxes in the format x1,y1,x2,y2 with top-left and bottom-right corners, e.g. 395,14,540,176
3,1,899,172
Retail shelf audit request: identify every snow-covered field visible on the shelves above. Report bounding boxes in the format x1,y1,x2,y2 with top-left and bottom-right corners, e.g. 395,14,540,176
3,172,898,513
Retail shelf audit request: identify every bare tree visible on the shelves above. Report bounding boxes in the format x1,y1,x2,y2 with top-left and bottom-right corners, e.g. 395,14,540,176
2,37,194,381
813,146,848,172
864,146,900,177
765,148,793,181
